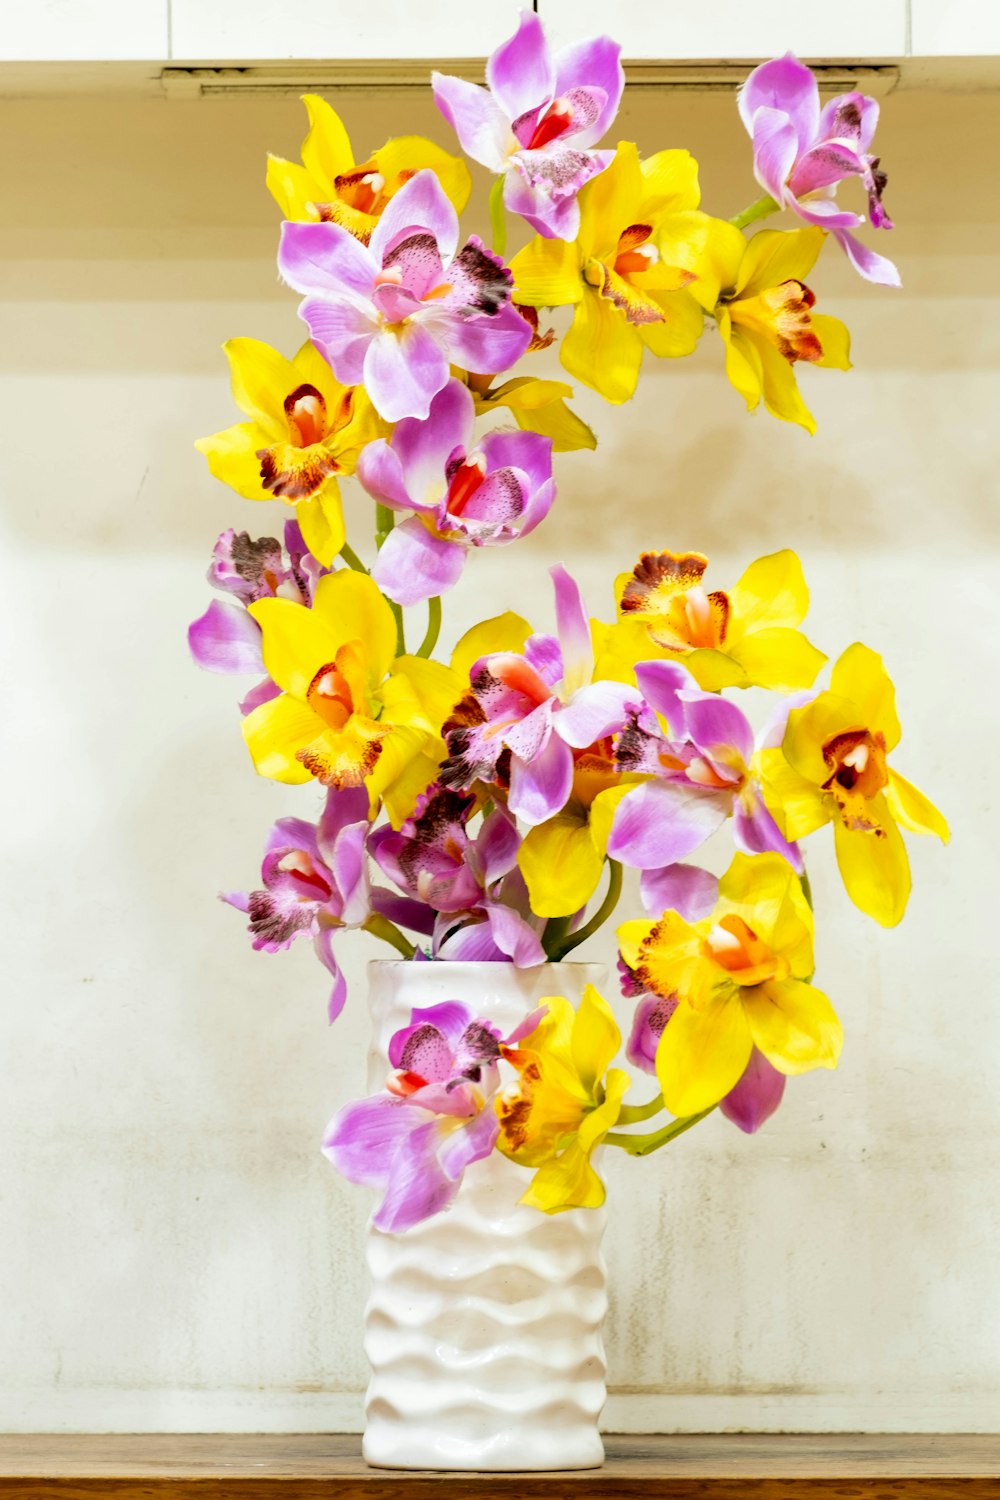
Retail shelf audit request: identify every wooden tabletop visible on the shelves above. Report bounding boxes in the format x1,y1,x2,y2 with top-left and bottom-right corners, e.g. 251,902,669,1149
2,1434,998,1498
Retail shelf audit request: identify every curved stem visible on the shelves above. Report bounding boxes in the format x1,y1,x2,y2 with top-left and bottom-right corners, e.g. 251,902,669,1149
488,173,507,258
416,595,442,660
339,542,368,575
362,913,416,959
605,1106,716,1157
374,502,405,655
728,192,780,231
617,1094,666,1127
549,859,623,961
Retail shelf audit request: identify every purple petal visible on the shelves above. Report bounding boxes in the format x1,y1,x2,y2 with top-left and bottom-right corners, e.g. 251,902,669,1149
680,692,754,766
265,816,320,860
390,1002,472,1072
370,888,436,937
486,11,554,122
380,230,446,300
278,219,375,298
626,992,678,1074
749,108,801,200
188,599,264,675
434,915,509,962
355,438,414,512
372,517,466,605
523,633,564,689
314,926,348,1021
298,297,376,387
374,1117,460,1232
317,786,370,854
638,862,719,920
788,140,867,198
504,167,584,241
327,820,371,924
369,168,459,268
553,35,624,146
371,280,423,325
432,72,511,170
437,1108,498,1181
608,780,727,869
502,699,555,763
817,91,880,154
239,677,281,716
396,377,474,502
555,680,636,749
477,808,521,884
757,690,817,750
719,1047,786,1134
507,733,574,826
831,227,901,287
634,659,700,733
444,300,533,377
363,321,450,423
738,53,820,155
481,901,547,966
481,428,553,499
550,562,592,695
323,1094,414,1188
733,787,804,874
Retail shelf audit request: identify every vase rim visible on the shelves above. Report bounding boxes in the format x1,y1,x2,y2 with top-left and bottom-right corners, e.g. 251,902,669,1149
366,959,606,971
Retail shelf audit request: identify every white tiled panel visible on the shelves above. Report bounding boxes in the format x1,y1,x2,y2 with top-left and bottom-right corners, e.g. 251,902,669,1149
0,0,167,60
539,0,907,60
911,0,1000,55
170,0,525,61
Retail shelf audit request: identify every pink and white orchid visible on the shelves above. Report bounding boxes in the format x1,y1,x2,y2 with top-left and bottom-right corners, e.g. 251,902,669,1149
433,11,624,241
441,566,637,827
358,378,556,605
277,170,532,423
738,53,899,286
323,1000,542,1231
224,785,371,1020
607,660,803,873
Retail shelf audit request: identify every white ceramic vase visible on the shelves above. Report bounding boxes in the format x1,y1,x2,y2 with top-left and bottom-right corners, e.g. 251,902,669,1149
362,960,609,1472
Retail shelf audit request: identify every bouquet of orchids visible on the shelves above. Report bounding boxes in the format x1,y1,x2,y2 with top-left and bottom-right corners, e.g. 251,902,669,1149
190,16,947,1232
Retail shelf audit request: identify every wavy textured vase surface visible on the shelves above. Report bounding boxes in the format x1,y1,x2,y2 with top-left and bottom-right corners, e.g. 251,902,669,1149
363,961,609,1472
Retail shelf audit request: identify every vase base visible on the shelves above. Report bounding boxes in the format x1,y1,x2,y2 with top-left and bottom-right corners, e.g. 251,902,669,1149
362,1430,606,1472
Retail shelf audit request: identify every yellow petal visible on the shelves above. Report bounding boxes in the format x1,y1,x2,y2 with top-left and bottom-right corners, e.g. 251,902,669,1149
502,381,597,452
637,290,705,359
296,486,346,567
722,319,764,412
812,313,852,370
571,984,622,1092
241,693,318,783
743,978,843,1075
755,747,832,842
195,421,271,502
830,642,901,751
299,94,354,191
518,815,604,918
718,851,813,971
248,597,343,698
886,769,949,842
561,291,644,405
223,338,296,430
366,725,440,824
386,654,465,733
578,1067,630,1153
687,217,747,311
730,626,827,693
577,142,642,261
640,148,701,215
683,646,749,692
451,612,532,683
753,332,817,433
783,690,860,785
735,227,826,300
656,990,754,1116
833,799,911,926
265,154,320,221
520,1141,606,1213
374,134,472,215
509,235,582,308
311,570,398,684
729,549,812,632
628,910,714,1007
616,918,654,971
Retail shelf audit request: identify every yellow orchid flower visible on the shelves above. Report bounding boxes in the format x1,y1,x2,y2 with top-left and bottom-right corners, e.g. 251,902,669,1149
243,571,462,824
497,986,630,1213
594,547,826,693
195,338,385,565
695,222,851,434
461,372,596,453
266,94,471,241
509,143,711,404
758,643,949,927
518,740,631,917
618,853,843,1117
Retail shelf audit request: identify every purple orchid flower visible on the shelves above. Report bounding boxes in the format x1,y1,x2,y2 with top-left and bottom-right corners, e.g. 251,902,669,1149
441,565,637,827
323,1000,541,1231
223,785,371,1021
433,12,623,241
369,785,547,966
188,520,325,714
358,378,556,606
606,660,802,874
738,53,899,287
277,170,532,424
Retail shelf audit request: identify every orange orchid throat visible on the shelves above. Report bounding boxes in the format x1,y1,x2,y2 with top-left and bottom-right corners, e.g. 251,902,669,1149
821,727,889,833
255,383,354,501
621,550,731,650
704,914,789,986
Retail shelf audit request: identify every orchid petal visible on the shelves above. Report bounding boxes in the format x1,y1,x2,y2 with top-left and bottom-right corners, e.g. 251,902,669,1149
507,733,574,827
608,780,727,869
362,322,450,422
486,10,554,121
719,1047,786,1134
278,219,375,298
638,862,719,920
550,563,592,697
432,72,511,171
188,599,264,675
555,680,636,747
372,518,466,605
369,167,459,267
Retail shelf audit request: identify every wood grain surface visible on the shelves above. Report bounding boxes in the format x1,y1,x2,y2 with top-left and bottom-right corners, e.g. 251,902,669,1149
1,1434,998,1498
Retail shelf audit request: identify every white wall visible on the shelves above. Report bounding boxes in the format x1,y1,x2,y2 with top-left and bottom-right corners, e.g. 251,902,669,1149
1,82,998,1434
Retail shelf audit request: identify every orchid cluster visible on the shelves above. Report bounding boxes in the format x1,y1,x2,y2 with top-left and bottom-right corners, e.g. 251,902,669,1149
192,16,946,1229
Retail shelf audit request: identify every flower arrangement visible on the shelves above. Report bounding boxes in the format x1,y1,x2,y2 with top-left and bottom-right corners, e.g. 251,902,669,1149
191,16,947,1234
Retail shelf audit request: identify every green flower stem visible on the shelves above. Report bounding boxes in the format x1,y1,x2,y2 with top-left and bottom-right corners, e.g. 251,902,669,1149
616,1094,666,1127
488,174,507,258
605,1106,716,1157
549,859,624,961
339,542,368,574
800,865,814,910
416,594,442,660
541,913,573,961
362,913,416,959
374,502,406,655
728,192,780,231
